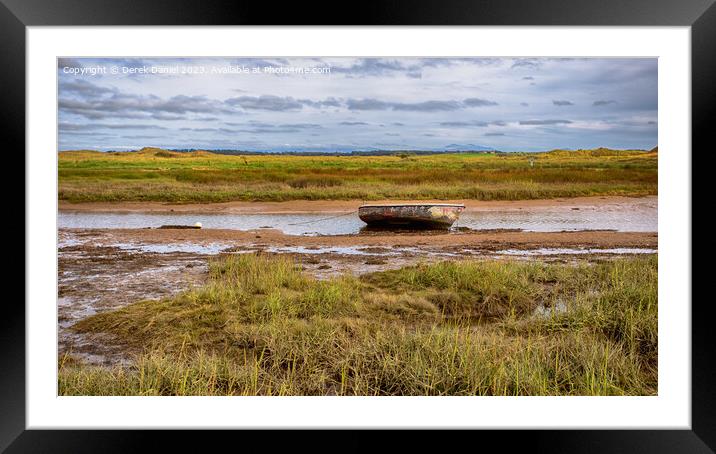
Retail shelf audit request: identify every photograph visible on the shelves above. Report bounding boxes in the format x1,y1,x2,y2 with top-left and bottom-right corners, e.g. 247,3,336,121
56,56,659,397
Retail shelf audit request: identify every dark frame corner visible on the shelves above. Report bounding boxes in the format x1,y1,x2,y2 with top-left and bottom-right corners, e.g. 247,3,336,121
6,0,715,451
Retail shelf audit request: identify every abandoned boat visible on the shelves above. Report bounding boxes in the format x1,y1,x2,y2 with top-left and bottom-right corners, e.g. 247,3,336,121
358,203,466,229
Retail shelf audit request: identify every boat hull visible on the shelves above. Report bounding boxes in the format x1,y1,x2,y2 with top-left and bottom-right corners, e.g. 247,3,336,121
358,204,465,229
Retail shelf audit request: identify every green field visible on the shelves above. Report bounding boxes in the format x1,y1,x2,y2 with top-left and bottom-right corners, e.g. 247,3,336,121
60,254,657,396
58,147,658,203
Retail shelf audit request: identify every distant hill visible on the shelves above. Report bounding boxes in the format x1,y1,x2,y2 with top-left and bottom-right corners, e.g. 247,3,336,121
200,148,504,157
57,146,654,157
543,147,652,158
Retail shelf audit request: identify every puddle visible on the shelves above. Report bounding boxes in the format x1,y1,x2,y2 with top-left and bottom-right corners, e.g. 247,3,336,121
495,247,657,256
58,198,656,235
533,300,569,317
114,242,230,255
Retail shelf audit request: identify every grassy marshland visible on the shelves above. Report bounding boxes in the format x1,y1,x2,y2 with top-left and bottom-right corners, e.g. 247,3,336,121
58,147,657,203
59,254,658,396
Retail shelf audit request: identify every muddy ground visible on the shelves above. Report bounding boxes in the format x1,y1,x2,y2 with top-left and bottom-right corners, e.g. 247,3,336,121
58,226,657,366
57,196,658,366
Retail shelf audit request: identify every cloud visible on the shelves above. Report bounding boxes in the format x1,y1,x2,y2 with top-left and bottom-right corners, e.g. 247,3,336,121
463,98,498,107
346,98,496,112
438,120,507,127
58,57,657,152
593,100,618,106
57,58,84,68
519,119,572,125
299,97,342,108
553,100,574,106
393,100,462,111
331,58,422,78
225,95,303,111
345,98,392,111
59,80,234,120
60,79,114,96
279,123,323,129
439,121,481,127
511,58,542,69
59,122,167,131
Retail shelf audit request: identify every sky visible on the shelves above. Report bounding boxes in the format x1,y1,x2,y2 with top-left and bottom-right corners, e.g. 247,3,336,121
58,57,657,152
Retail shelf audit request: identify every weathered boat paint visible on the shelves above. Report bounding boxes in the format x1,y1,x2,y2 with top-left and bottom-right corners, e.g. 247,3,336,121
358,203,465,229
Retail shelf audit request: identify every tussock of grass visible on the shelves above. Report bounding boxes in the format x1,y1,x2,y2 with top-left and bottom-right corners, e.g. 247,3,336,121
61,254,658,396
58,149,657,203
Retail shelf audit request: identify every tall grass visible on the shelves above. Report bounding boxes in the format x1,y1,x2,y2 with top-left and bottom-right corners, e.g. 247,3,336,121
60,254,658,396
58,148,657,202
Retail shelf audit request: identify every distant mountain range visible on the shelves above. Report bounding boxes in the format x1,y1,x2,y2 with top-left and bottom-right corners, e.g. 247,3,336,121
169,143,501,156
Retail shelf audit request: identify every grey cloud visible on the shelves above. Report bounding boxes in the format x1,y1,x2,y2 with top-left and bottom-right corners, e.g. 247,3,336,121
151,113,185,121
58,58,84,68
347,98,495,112
225,95,303,111
553,100,574,106
59,80,234,120
522,76,534,80
60,79,114,96
393,100,462,111
299,97,342,108
339,121,370,126
520,102,529,107
511,58,542,69
279,123,323,129
519,119,572,125
59,122,167,131
122,135,162,139
439,121,475,127
464,98,498,107
346,98,392,110
439,120,505,127
230,58,291,69
159,95,227,114
332,58,422,78
220,121,321,130
485,132,505,136
180,126,300,134
593,100,618,106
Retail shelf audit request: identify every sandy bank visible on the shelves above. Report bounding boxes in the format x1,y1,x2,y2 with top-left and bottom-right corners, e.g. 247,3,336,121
63,227,658,250
59,195,657,215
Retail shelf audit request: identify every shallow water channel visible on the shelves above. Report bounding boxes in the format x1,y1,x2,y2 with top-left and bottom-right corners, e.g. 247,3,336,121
59,198,657,235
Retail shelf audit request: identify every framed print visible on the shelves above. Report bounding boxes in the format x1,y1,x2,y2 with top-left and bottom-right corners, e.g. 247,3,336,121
6,0,715,450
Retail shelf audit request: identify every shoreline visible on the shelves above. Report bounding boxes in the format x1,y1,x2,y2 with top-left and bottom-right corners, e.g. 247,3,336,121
61,227,658,250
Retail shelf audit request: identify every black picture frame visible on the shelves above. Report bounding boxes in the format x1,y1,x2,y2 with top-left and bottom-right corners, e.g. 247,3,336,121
5,0,713,451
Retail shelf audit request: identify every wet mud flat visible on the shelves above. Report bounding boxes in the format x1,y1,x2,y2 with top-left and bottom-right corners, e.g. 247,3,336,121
58,239,208,365
58,225,658,365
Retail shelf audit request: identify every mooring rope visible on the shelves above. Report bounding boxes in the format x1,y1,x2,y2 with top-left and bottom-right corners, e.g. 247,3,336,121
287,210,359,226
